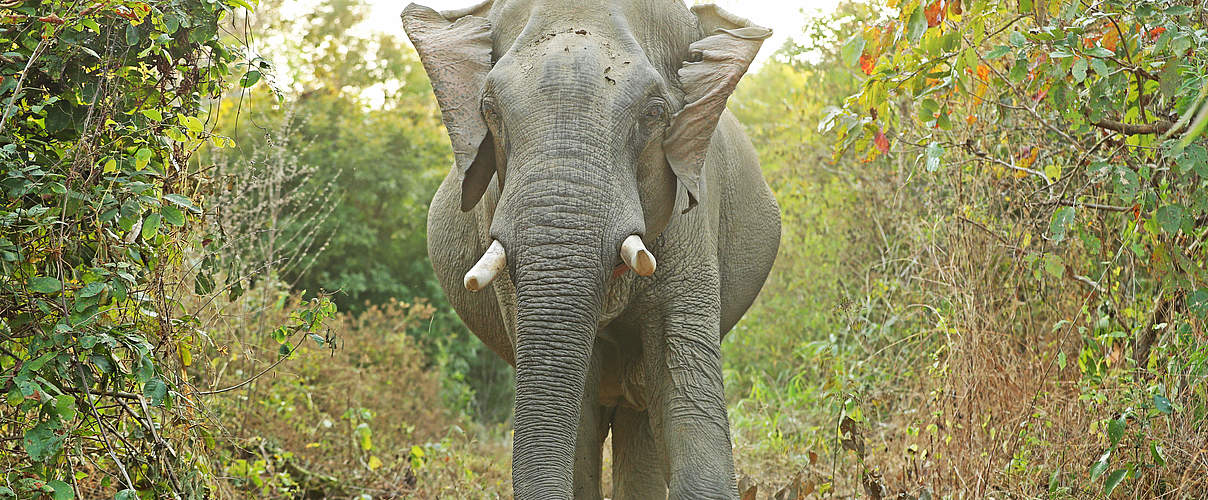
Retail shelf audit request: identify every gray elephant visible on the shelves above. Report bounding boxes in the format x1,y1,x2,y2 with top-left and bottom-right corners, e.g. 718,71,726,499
403,0,780,498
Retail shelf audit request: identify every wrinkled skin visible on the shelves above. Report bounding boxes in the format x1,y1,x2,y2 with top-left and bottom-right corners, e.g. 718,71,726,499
404,0,780,498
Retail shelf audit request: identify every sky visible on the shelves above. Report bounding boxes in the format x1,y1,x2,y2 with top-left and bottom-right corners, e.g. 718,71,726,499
361,0,842,64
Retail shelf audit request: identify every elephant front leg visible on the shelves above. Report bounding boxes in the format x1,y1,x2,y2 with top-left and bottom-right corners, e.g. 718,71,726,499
643,287,737,500
573,353,609,500
611,406,668,500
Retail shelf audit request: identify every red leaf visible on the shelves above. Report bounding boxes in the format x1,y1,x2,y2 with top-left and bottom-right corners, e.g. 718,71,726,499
859,53,875,75
874,130,890,154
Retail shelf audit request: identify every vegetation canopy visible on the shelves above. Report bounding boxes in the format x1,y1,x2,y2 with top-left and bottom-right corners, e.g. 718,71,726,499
1,0,1205,498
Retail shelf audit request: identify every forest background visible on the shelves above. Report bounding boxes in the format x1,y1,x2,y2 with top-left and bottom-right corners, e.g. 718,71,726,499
1,0,1206,498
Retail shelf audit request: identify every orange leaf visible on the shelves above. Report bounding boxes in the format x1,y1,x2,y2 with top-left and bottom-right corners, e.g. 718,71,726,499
1083,33,1102,49
859,53,876,75
925,1,945,27
976,64,990,81
1018,147,1039,168
1101,29,1120,52
875,130,890,154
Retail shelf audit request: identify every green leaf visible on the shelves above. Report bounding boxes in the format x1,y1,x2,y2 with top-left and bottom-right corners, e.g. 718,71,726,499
1153,394,1172,414
225,0,255,10
1107,417,1125,447
1155,204,1185,234
1009,30,1026,47
125,24,140,46
986,45,1011,59
78,282,105,298
1089,452,1110,481
161,205,185,226
47,480,72,500
1164,5,1193,16
841,34,866,68
907,6,927,44
1049,206,1075,242
239,69,262,88
1071,58,1088,82
1090,59,1109,77
1179,97,1208,150
272,326,288,343
1103,469,1127,495
1150,442,1166,466
22,422,65,462
140,108,163,121
194,273,215,295
54,394,77,421
1189,289,1208,318
356,422,373,451
164,194,200,213
1044,163,1061,182
1009,57,1027,82
143,378,168,406
180,115,204,134
115,489,138,500
29,276,62,294
134,147,152,170
141,213,162,240
1043,253,1064,279
925,142,944,172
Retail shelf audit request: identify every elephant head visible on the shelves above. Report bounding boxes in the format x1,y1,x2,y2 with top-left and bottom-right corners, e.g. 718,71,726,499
402,1,767,496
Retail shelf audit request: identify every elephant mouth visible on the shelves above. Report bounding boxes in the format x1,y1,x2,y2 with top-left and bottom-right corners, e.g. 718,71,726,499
611,262,629,278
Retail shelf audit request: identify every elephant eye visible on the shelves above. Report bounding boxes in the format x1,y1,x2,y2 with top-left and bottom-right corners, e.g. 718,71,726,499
481,99,501,123
643,101,667,122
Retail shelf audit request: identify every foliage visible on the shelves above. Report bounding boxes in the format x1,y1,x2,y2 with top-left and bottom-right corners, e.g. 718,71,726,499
195,289,510,498
210,0,514,424
789,0,1208,496
0,0,343,497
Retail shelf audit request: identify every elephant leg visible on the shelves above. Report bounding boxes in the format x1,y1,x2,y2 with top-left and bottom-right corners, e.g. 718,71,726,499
573,354,609,500
611,406,668,500
642,282,737,500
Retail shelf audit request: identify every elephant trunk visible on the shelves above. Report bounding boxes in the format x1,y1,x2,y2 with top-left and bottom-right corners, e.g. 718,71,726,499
504,175,615,499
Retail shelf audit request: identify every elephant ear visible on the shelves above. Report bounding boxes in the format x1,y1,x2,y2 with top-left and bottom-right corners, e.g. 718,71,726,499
664,4,770,213
402,2,496,211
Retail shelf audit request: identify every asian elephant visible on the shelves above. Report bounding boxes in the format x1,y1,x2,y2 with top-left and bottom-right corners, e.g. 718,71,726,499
403,0,780,498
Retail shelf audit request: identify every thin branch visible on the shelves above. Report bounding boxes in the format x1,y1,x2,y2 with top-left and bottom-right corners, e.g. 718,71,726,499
0,37,50,134
196,334,306,395
963,142,1050,183
1092,117,1179,136
1041,199,1133,212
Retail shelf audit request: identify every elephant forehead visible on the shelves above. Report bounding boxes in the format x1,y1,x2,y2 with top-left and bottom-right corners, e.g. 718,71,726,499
491,33,661,103
489,0,698,81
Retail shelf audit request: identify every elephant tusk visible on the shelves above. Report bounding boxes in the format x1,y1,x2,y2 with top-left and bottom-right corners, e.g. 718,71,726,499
620,235,657,277
464,240,506,291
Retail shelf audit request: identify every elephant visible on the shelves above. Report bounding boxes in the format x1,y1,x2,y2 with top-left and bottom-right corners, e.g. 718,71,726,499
403,0,780,498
